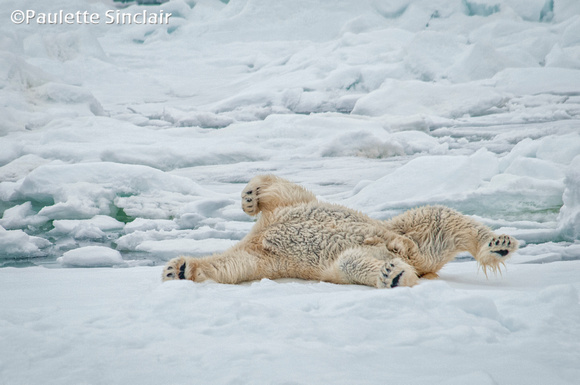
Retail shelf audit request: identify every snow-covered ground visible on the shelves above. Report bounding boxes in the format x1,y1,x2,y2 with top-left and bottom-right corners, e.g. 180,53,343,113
1,0,579,383
1,262,579,385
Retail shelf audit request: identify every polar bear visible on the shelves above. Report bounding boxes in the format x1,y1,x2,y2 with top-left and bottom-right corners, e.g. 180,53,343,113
162,175,518,288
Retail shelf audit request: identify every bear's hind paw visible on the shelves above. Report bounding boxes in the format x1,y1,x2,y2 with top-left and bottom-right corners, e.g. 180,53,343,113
241,185,261,216
162,257,198,282
241,176,276,216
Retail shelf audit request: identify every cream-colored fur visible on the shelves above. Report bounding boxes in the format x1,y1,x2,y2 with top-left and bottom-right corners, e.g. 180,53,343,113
162,175,518,288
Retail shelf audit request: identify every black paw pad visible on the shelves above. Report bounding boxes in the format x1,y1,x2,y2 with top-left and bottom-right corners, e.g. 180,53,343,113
494,249,509,257
178,263,186,279
391,272,404,288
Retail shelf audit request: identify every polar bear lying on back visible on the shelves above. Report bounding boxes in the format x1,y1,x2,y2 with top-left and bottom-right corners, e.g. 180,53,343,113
162,175,518,288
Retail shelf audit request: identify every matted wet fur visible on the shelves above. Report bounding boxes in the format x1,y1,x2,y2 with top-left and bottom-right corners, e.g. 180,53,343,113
163,175,518,288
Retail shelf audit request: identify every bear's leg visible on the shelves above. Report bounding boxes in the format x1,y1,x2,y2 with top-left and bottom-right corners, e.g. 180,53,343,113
162,248,262,284
241,174,317,216
386,206,518,277
332,246,418,288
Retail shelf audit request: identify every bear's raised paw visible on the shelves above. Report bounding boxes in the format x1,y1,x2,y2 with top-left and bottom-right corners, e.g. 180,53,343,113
241,185,261,216
487,234,518,258
477,234,518,276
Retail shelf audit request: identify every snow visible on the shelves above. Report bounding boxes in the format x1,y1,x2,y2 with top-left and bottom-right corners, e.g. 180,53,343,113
345,148,500,211
351,80,507,118
0,225,51,258
559,155,580,241
1,0,580,383
1,263,579,385
57,245,124,267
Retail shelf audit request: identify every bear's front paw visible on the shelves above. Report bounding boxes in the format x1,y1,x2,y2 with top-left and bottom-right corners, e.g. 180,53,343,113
376,259,418,288
477,234,518,277
487,234,518,258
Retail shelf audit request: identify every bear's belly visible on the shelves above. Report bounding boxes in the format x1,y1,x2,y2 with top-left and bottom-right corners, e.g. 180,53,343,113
262,220,365,264
257,204,394,269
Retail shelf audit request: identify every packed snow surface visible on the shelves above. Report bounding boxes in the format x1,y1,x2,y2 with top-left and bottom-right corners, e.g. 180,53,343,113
1,263,580,385
1,0,580,383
